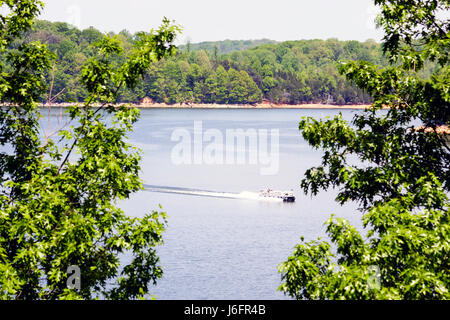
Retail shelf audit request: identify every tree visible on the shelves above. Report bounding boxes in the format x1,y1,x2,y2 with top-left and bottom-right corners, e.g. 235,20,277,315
204,74,218,103
214,65,229,104
262,76,277,93
0,0,181,299
196,49,212,70
12,19,393,105
279,0,449,299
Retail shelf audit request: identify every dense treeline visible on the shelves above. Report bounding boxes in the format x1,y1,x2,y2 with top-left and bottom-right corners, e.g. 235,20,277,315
179,39,278,54
15,20,437,105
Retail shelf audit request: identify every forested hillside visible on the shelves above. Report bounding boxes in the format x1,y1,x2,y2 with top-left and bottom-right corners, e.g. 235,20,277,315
15,20,438,105
179,39,278,54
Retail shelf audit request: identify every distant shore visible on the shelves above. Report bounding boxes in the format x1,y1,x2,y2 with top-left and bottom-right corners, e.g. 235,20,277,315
136,102,375,109
23,102,376,109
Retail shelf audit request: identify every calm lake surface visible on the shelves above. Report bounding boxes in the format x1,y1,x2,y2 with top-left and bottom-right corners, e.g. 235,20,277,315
37,107,366,299
116,108,364,300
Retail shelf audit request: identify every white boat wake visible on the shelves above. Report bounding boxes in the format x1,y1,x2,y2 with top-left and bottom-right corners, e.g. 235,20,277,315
143,185,283,202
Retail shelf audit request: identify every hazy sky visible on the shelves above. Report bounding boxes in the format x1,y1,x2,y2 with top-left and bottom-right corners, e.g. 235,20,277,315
39,0,384,44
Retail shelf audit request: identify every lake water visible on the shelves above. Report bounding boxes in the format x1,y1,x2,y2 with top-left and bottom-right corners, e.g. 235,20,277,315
114,108,365,300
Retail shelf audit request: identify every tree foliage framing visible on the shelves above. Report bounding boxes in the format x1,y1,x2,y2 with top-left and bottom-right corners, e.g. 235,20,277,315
279,0,449,300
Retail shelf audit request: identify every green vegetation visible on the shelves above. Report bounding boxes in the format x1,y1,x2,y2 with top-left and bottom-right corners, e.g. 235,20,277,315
179,39,278,54
17,20,432,105
1,0,448,302
0,0,180,299
279,0,449,299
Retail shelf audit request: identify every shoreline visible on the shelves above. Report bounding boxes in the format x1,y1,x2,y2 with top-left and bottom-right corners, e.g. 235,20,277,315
22,102,375,109
136,102,374,109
